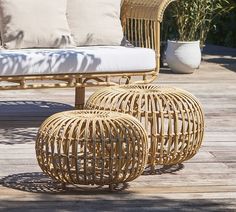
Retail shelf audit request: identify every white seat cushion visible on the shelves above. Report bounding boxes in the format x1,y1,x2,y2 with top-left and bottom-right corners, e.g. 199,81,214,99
0,46,156,76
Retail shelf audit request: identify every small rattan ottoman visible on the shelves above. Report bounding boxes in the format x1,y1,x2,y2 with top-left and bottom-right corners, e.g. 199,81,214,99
36,110,148,190
86,85,205,171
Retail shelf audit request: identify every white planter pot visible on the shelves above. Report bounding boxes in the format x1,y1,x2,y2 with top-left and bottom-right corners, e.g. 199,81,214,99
166,40,201,74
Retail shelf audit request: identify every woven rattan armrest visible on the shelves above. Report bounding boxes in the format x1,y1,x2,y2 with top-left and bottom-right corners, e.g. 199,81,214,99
121,0,175,67
121,0,175,22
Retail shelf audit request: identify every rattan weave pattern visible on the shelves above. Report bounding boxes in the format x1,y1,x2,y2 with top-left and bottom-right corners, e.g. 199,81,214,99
86,85,205,170
36,110,148,187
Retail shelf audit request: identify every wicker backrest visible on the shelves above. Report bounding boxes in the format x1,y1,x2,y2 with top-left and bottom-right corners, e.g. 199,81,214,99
121,0,175,52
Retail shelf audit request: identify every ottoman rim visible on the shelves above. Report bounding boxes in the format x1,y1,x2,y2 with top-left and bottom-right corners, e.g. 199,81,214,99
100,84,190,95
48,110,138,121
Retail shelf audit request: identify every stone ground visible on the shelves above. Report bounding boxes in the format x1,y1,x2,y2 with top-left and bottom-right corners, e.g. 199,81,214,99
0,45,235,211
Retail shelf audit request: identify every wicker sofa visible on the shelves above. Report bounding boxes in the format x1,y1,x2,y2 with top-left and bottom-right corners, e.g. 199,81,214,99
0,0,174,109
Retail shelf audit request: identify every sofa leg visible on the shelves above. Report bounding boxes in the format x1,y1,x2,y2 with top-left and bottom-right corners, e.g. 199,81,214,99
75,87,85,109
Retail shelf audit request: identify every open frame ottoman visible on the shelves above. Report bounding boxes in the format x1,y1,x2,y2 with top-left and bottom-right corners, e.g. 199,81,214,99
35,110,148,190
86,84,205,172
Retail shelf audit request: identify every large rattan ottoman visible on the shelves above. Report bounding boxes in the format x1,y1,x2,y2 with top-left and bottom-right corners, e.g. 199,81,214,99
36,110,148,190
86,85,205,171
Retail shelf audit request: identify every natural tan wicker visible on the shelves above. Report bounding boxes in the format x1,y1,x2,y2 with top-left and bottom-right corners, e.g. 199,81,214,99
86,84,205,171
0,0,175,109
36,110,148,189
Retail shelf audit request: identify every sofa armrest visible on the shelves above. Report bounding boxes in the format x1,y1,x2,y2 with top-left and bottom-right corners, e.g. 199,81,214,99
121,0,175,22
121,0,175,73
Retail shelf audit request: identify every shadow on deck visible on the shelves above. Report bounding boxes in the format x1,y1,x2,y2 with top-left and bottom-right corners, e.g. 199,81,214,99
0,101,73,145
0,172,234,211
203,45,236,72
0,171,234,211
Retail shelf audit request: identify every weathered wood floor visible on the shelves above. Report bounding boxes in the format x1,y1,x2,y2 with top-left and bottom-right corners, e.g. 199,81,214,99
0,45,236,211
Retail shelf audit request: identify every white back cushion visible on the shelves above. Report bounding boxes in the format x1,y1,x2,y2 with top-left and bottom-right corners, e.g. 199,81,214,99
0,0,75,49
67,0,123,46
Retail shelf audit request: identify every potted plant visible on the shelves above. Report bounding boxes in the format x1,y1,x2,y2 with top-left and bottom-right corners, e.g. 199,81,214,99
165,0,234,74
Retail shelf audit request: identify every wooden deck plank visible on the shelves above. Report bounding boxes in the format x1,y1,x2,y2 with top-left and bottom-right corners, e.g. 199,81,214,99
0,196,235,212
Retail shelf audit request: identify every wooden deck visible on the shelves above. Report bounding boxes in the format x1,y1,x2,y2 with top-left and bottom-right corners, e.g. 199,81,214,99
0,45,236,211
